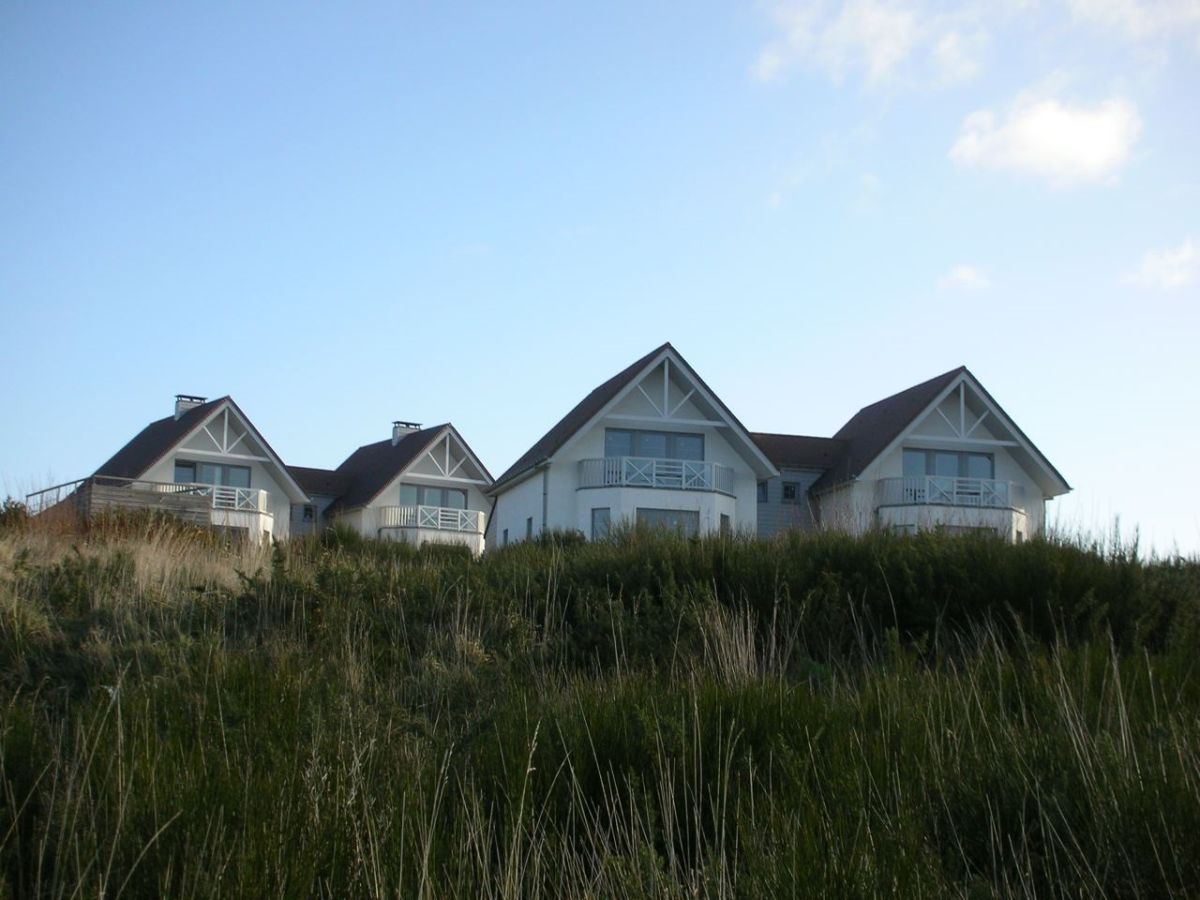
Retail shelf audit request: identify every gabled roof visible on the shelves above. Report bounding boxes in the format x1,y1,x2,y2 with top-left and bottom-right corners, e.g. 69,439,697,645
326,424,449,513
94,397,310,502
94,397,227,480
490,342,778,491
491,343,671,490
810,367,965,493
287,466,353,499
751,433,846,470
809,366,1070,495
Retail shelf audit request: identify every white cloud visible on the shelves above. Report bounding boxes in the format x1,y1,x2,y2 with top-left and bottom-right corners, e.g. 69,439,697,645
751,1,985,87
1066,0,1200,46
938,264,993,291
948,91,1142,187
1128,237,1198,289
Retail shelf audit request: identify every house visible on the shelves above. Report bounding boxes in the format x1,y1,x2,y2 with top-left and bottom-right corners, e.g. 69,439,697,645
25,395,312,543
485,343,780,547
26,353,1067,548
291,421,493,554
27,398,493,553
753,367,1071,541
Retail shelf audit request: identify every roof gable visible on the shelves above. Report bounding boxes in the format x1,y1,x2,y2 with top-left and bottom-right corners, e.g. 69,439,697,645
810,367,1069,496
327,424,493,512
94,397,310,502
490,342,778,492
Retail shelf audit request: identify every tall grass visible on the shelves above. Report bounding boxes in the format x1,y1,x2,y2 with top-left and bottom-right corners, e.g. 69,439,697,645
1,515,1198,897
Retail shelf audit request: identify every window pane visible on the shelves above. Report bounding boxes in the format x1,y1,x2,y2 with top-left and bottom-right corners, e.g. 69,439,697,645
965,454,992,479
197,463,221,485
174,462,195,483
902,450,926,477
591,507,611,540
634,432,668,459
445,489,467,510
934,453,958,477
399,484,419,506
604,429,633,458
672,434,704,461
636,508,699,536
225,466,250,488
420,486,444,507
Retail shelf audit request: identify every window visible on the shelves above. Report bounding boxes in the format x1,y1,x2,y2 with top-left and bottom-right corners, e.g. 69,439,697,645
302,505,315,523
781,482,800,504
902,449,994,479
591,507,611,540
526,517,534,540
720,513,731,536
399,483,468,509
604,428,704,461
757,481,769,503
174,460,250,488
635,508,700,536
503,528,509,546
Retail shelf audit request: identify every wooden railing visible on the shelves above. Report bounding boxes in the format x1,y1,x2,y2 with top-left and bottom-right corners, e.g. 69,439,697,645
377,505,484,534
26,477,270,515
875,476,1022,511
578,457,736,495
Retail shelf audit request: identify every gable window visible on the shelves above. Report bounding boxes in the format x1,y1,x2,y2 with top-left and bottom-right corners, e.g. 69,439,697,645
781,482,800,504
604,429,704,461
400,484,468,509
174,460,250,488
903,449,994,480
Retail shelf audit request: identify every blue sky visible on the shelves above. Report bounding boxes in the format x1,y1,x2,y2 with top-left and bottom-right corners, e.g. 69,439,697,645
2,1,1198,553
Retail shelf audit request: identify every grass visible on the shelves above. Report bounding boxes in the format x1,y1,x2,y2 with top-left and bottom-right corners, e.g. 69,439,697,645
1,512,1198,897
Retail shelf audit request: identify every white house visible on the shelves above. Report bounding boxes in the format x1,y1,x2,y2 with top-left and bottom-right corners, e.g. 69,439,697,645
291,422,492,554
753,367,1071,541
28,356,1068,548
485,343,780,547
27,395,313,544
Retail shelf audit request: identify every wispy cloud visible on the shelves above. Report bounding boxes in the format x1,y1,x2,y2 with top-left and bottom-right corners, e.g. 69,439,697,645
1127,237,1198,289
948,89,1142,187
938,264,993,291
1066,0,1200,47
751,1,987,87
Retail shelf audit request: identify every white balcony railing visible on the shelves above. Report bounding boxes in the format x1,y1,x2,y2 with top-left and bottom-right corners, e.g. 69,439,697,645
875,476,1023,511
377,505,484,534
578,457,736,495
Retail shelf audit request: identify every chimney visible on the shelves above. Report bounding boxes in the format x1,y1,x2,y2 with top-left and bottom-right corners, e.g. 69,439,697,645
175,394,207,419
392,420,421,445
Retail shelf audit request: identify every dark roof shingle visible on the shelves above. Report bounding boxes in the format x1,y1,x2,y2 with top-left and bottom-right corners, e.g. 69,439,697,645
327,425,447,512
286,466,353,499
94,398,227,480
809,367,966,493
750,433,846,470
490,343,673,490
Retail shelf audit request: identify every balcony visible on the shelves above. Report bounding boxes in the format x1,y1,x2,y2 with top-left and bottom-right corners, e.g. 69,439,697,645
875,476,1023,511
578,457,735,495
377,505,485,534
25,476,273,534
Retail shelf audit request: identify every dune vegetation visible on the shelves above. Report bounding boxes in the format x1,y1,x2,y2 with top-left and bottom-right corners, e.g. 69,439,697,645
1,508,1199,897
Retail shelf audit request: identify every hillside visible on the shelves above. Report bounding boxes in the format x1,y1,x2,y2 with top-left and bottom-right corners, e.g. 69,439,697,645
2,515,1199,897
